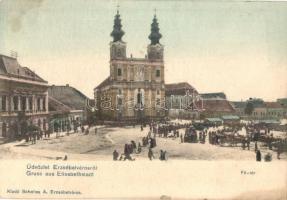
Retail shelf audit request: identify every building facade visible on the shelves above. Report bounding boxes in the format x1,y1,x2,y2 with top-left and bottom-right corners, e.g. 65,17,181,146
165,82,201,119
94,11,165,122
232,99,287,120
48,85,88,132
0,55,49,138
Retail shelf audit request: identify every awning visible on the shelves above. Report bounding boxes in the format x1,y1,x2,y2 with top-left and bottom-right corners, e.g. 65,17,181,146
221,115,240,120
206,118,223,122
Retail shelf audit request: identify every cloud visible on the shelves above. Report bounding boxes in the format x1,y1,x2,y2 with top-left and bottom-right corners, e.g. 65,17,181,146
8,0,44,32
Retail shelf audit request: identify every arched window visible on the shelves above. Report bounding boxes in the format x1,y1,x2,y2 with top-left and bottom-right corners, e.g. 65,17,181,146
117,49,122,57
137,93,142,104
21,96,26,111
13,96,18,111
117,68,122,76
1,96,7,111
156,69,160,77
37,98,41,111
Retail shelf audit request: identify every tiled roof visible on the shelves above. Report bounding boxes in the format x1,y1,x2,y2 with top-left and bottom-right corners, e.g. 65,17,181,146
201,99,235,113
48,85,88,110
231,101,247,109
95,77,111,90
264,102,284,109
48,96,72,112
200,92,226,100
165,82,198,96
0,54,46,83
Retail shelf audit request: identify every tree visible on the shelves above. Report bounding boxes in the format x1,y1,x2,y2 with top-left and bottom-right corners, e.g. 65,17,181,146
245,101,254,116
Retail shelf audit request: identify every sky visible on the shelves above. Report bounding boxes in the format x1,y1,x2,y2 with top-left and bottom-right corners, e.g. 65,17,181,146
0,0,286,101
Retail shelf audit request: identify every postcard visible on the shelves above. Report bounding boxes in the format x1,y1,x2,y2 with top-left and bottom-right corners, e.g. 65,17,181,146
0,0,286,199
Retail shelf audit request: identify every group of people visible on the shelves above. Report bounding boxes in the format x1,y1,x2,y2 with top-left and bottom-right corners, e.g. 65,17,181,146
112,123,170,161
111,119,287,162
207,124,285,161
24,129,51,145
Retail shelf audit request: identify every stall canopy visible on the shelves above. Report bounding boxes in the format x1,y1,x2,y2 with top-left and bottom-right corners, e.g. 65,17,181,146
206,118,223,123
254,119,280,124
221,115,240,120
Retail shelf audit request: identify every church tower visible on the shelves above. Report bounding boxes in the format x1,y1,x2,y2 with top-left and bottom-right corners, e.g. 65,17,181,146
147,14,164,61
110,10,126,60
95,9,166,121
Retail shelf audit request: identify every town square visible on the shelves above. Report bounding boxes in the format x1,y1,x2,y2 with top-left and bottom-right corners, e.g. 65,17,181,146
0,0,286,163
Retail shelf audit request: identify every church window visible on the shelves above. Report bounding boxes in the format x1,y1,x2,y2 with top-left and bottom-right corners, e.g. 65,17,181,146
21,96,26,111
156,69,160,77
37,98,41,111
28,97,33,111
117,49,121,57
117,68,122,76
118,89,122,95
157,90,160,95
1,96,6,111
13,96,18,110
118,98,123,106
137,89,142,105
43,98,46,111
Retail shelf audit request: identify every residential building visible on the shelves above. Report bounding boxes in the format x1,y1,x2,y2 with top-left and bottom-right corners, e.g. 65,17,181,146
0,54,49,138
165,82,201,119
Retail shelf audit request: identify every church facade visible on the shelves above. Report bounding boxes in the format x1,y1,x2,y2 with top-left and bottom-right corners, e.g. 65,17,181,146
94,11,166,122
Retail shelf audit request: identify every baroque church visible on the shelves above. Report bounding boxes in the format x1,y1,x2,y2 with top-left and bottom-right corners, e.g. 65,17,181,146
94,10,165,121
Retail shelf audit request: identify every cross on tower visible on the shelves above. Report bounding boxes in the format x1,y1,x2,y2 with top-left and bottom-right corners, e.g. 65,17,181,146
117,4,120,14
154,8,157,16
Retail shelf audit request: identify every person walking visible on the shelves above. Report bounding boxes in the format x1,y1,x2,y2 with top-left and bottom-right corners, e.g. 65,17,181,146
159,150,164,160
256,150,261,162
113,150,119,161
242,139,246,150
163,150,168,161
247,137,250,150
180,134,183,143
47,129,51,138
137,142,142,153
148,148,154,161
255,141,258,152
32,131,36,144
